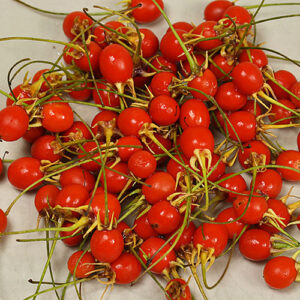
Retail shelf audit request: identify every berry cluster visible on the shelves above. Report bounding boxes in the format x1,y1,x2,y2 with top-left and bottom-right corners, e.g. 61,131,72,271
0,0,300,299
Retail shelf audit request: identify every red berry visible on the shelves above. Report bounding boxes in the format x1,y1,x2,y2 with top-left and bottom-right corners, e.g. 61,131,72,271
276,150,300,181
239,229,271,261
0,106,29,141
193,223,228,257
139,237,176,274
264,256,297,289
233,191,268,224
90,229,124,263
130,0,164,23
99,44,133,84
232,62,264,95
128,150,157,178
111,253,142,284
180,126,214,158
67,250,95,278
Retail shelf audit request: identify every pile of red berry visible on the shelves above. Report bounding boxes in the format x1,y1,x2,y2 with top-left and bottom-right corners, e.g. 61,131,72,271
0,0,300,299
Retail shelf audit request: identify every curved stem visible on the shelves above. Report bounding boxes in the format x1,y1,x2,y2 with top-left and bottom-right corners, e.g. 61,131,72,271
151,0,199,74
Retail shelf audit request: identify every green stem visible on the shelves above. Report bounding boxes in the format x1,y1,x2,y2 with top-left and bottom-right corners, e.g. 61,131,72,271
32,218,63,300
13,0,109,16
151,0,199,74
245,3,300,9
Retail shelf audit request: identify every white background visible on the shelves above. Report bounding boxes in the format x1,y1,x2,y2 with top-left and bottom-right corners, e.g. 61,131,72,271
0,0,299,299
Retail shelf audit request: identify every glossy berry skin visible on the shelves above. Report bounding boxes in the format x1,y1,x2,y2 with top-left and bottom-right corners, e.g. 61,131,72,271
226,111,257,143
276,150,300,181
117,136,142,162
222,5,252,27
239,49,268,69
133,213,158,239
0,159,3,176
204,0,233,21
209,54,233,79
142,172,176,204
148,200,181,235
238,140,271,169
296,214,300,231
194,21,222,50
167,154,189,179
150,72,176,97
91,111,118,138
160,29,192,63
90,229,124,263
193,223,228,257
0,105,29,141
232,62,264,95
239,229,271,261
111,253,142,284
93,25,108,48
6,84,32,106
69,81,92,101
116,221,130,234
218,173,247,201
168,221,196,251
60,222,83,247
99,44,133,84
32,69,54,93
60,167,95,193
144,133,172,165
233,191,268,225
63,121,92,145
77,141,102,172
93,81,120,108
264,256,297,289
150,56,177,73
55,184,89,210
139,237,176,274
42,99,74,133
140,28,159,58
167,21,194,33
260,199,290,234
118,107,151,137
252,169,282,199
8,157,43,190
187,69,218,101
149,95,180,126
179,99,210,129
31,135,61,163
180,126,214,158
74,41,101,72
131,0,164,23
215,82,247,111
216,207,245,239
90,192,121,224
63,11,93,39
182,54,205,77
268,70,297,99
166,278,191,300
34,185,59,214
242,100,262,117
22,127,45,144
198,154,226,182
67,250,95,279
100,162,129,194
128,150,157,178
0,209,8,233
269,99,296,125
289,81,300,108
